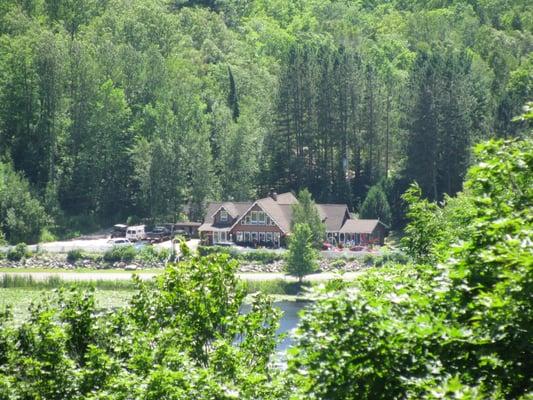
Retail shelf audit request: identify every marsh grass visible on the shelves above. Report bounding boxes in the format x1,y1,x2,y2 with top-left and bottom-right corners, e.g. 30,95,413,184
0,274,151,290
0,288,134,324
1,274,313,295
243,279,313,295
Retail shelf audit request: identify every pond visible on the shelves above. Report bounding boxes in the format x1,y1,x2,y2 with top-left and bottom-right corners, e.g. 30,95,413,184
241,299,311,365
274,300,310,350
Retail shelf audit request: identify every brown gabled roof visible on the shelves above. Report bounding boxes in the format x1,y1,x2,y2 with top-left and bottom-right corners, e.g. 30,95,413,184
274,192,298,204
316,204,349,232
204,202,222,223
255,197,293,233
339,219,386,234
203,201,252,224
203,192,375,236
255,194,346,233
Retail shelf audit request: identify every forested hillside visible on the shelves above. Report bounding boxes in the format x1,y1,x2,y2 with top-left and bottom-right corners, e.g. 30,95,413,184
0,0,531,242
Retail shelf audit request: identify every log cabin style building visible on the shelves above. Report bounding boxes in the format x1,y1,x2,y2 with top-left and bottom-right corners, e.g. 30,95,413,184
198,191,387,248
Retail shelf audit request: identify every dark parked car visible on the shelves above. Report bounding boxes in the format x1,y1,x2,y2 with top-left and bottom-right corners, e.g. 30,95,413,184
146,226,172,243
111,224,127,238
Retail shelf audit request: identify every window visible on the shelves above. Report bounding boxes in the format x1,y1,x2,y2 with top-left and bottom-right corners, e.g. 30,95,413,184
220,210,228,222
251,211,258,224
258,212,266,224
259,232,265,242
266,216,271,225
251,232,258,242
245,232,250,242
273,232,280,247
236,232,243,242
266,232,272,242
245,216,251,224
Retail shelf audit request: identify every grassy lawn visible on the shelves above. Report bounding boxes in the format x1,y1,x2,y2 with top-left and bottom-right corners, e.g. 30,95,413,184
0,288,133,324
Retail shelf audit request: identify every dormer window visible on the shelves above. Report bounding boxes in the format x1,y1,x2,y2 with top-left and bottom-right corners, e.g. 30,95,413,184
220,210,228,222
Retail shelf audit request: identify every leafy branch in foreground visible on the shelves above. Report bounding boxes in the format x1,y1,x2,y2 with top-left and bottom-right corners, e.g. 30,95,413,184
0,250,286,399
289,139,532,399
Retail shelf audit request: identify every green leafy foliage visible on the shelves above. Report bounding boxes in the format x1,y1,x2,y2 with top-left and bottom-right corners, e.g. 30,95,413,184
359,184,392,226
6,243,30,261
289,138,533,399
0,0,530,240
0,252,286,399
198,245,283,264
400,183,446,264
134,244,169,263
285,223,318,282
66,248,84,263
291,189,326,248
0,163,50,244
103,245,137,263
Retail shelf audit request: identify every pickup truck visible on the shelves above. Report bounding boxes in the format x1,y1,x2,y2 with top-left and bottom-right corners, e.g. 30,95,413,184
145,226,172,243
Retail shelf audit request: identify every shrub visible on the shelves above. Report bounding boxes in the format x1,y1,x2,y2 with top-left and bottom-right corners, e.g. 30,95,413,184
158,247,171,261
197,245,237,258
363,253,377,266
243,279,312,295
373,249,409,267
329,259,346,269
66,249,84,263
134,245,173,264
7,243,29,261
198,246,283,264
103,245,136,263
39,228,57,243
135,245,159,263
240,250,283,264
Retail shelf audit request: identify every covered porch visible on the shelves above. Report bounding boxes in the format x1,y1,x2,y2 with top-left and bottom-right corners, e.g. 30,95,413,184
327,232,367,247
198,224,233,245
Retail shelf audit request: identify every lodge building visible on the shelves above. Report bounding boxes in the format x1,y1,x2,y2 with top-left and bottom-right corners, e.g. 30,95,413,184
198,191,387,248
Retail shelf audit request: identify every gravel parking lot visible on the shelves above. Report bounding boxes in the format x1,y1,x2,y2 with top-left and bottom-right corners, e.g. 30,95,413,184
18,238,200,254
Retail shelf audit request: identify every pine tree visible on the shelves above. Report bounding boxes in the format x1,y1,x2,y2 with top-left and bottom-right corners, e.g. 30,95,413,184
285,223,318,283
292,189,326,248
228,66,239,122
359,185,392,227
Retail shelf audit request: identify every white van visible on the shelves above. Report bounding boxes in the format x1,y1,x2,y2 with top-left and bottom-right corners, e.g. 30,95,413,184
125,225,146,242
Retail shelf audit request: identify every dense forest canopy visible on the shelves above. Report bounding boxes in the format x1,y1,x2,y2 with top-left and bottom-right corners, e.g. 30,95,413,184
0,0,531,241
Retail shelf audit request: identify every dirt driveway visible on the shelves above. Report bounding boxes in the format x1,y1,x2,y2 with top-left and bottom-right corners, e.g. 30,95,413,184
23,239,200,254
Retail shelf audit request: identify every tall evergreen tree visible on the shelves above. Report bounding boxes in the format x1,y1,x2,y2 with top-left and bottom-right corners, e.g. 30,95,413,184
285,223,318,283
227,66,239,122
359,184,392,227
292,189,326,248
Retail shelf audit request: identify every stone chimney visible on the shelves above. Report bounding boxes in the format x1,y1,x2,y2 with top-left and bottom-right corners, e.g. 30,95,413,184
269,188,278,201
